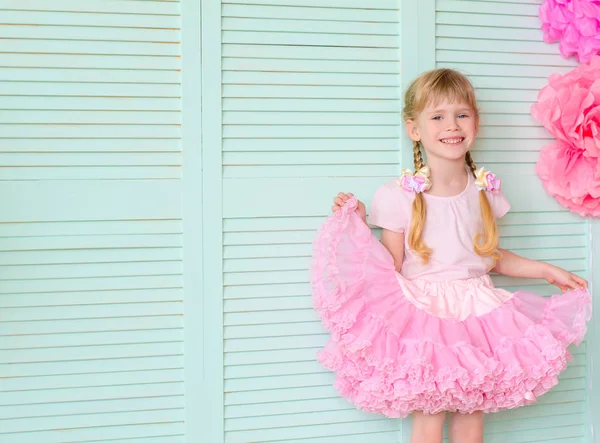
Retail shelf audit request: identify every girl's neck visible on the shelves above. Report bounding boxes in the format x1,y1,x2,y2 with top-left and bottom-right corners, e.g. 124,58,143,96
425,156,469,197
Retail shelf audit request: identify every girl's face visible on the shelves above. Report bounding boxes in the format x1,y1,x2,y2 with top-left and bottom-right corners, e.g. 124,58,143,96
405,99,478,163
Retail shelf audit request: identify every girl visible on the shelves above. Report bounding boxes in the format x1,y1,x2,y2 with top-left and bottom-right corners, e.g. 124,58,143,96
310,69,592,443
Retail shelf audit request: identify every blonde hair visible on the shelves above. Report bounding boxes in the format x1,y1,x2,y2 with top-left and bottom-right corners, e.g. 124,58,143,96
403,69,500,264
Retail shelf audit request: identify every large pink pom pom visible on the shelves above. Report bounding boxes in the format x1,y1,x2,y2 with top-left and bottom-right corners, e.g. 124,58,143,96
539,0,600,63
531,55,600,217
536,141,600,217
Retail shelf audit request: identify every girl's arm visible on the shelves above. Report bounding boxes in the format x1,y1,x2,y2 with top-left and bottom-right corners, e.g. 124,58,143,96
493,248,587,291
381,229,405,273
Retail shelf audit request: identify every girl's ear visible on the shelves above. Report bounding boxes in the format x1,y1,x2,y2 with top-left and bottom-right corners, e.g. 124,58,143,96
405,120,420,142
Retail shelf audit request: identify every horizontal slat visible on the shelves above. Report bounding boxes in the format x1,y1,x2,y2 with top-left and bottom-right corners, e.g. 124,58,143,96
2,355,184,378
223,99,401,113
222,0,398,8
0,68,180,84
0,395,184,420
0,261,181,280
224,346,319,366
0,111,181,125
0,381,185,406
0,249,181,266
2,328,183,350
223,17,398,35
224,257,309,273
437,24,541,42
2,302,184,322
0,220,182,237
0,39,179,56
223,44,399,61
223,71,398,87
224,85,399,100
225,408,380,433
0,275,183,296
436,11,539,29
224,420,398,443
225,322,323,341
0,288,183,307
0,83,179,98
0,126,180,139
2,342,184,367
0,10,180,28
0,53,181,70
436,0,538,16
2,408,184,435
0,25,180,43
0,98,181,112
223,57,400,74
2,367,184,392
436,50,577,67
225,333,327,353
223,31,398,48
222,4,399,22
0,423,185,443
437,37,556,55
0,235,181,251
0,0,180,14
0,152,181,165
224,283,310,299
224,150,398,165
225,359,326,379
223,112,398,125
0,167,180,181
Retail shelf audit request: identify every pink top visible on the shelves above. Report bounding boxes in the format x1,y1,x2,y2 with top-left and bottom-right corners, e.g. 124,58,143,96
368,170,510,282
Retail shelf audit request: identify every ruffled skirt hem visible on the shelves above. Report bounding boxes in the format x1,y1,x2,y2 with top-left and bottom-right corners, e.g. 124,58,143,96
310,198,592,417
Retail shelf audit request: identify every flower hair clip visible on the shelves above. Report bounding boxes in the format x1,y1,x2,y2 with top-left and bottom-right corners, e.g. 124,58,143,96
474,167,501,193
398,165,432,194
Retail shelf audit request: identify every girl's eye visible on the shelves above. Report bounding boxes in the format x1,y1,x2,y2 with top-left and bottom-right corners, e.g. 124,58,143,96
432,116,442,121
458,114,469,119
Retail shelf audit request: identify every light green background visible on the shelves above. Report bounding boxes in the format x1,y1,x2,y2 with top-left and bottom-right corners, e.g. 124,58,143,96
0,0,597,442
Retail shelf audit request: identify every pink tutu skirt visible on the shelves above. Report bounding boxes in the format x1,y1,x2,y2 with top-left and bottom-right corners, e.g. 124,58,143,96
310,199,592,418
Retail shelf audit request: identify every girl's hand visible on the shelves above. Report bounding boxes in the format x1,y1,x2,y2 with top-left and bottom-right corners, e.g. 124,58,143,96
544,264,588,292
332,192,366,220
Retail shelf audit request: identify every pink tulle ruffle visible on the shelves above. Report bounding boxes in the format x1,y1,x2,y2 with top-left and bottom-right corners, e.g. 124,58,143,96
310,198,592,417
539,0,600,63
531,55,600,217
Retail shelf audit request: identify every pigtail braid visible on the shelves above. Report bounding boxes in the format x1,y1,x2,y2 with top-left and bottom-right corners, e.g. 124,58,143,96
465,153,501,263
408,141,432,264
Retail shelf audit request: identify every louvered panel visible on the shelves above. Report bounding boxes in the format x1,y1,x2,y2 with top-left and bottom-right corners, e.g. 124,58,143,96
0,1,185,442
435,0,589,441
220,1,404,441
0,1,182,182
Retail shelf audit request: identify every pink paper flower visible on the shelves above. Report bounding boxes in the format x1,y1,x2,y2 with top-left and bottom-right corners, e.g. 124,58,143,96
536,141,600,217
532,56,600,217
539,0,600,63
532,56,600,160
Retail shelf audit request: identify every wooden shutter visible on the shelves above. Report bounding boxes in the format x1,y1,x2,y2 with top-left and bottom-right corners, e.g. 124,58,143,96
219,0,407,441
436,1,590,441
0,1,185,442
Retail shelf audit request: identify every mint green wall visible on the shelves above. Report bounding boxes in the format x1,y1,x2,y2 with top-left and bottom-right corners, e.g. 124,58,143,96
1,1,597,442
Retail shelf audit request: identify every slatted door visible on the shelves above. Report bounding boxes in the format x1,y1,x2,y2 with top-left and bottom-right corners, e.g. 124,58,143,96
436,0,593,441
0,1,187,442
206,0,410,441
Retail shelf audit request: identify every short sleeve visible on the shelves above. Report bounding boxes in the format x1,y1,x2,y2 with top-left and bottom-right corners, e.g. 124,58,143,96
368,184,409,233
488,188,511,219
